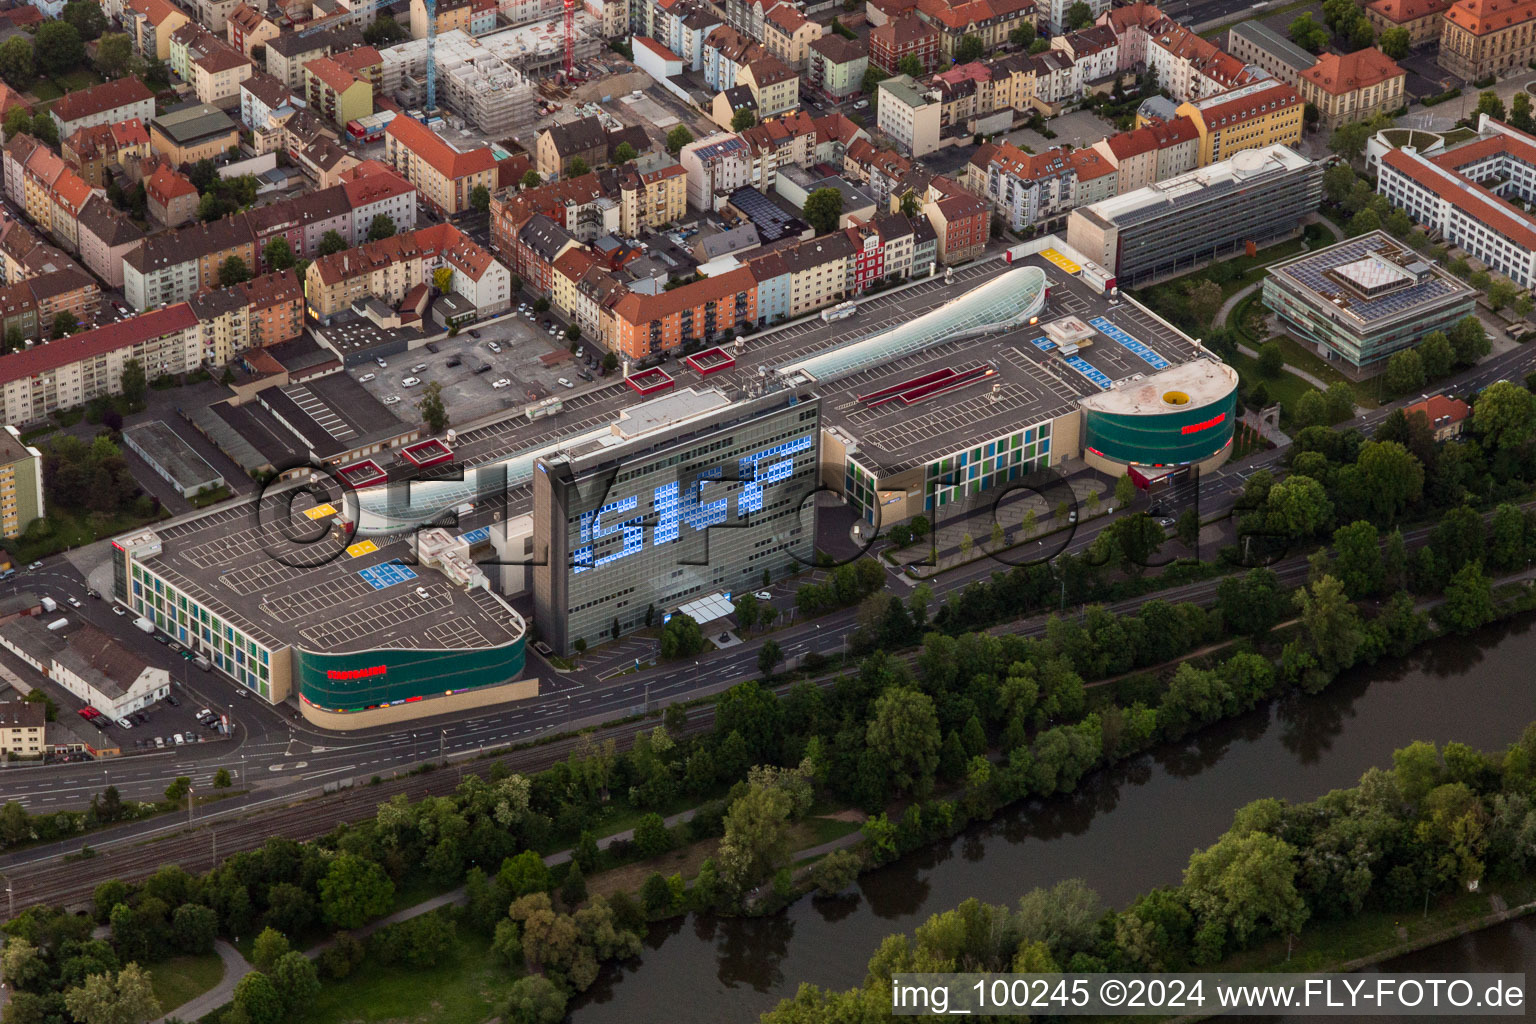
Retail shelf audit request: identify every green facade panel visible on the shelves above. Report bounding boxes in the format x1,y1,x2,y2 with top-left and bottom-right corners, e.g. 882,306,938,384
294,641,527,713
1083,390,1237,467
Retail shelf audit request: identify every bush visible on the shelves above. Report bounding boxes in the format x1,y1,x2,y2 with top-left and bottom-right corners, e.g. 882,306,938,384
367,910,456,968
318,932,365,980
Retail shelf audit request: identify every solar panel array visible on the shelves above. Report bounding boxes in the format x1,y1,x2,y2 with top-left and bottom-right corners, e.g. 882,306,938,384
1064,356,1112,390
1090,316,1170,369
728,186,801,242
1278,236,1462,325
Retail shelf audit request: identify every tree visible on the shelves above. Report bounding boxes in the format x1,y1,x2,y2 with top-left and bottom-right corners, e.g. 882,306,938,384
269,951,320,1021
1257,342,1284,377
29,110,57,147
1435,561,1495,635
0,36,34,88
1288,12,1330,51
1332,520,1383,599
1176,507,1199,549
1418,330,1454,379
500,850,552,896
810,849,861,896
165,775,191,803
52,311,79,338
1010,22,1036,47
898,188,920,218
1329,120,1372,162
417,380,448,433
1473,380,1536,452
633,813,671,858
1094,513,1165,574
1266,474,1332,539
659,613,705,659
1113,473,1136,508
505,975,567,1024
2,105,28,142
228,972,284,1024
1183,830,1308,946
1448,315,1489,366
1185,278,1222,327
62,0,107,40
367,214,396,241
216,256,251,288
1064,1,1093,28
1488,279,1518,311
564,323,581,342
730,107,757,132
252,927,291,973
1476,90,1506,122
717,784,796,891
757,639,782,678
1513,90,1536,132
94,33,132,78
317,230,348,257
1378,24,1410,57
897,54,924,78
63,964,161,1024
1348,207,1381,236
259,238,294,273
1384,347,1425,395
804,187,844,234
362,13,409,45
35,22,84,77
666,125,694,154
567,156,589,177
319,854,395,929
520,170,543,190
956,34,986,61
613,141,637,163
432,266,454,295
172,903,218,954
865,686,941,796
1295,574,1362,678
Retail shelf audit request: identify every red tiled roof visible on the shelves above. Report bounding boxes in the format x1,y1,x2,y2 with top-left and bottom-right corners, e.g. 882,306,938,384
0,304,197,384
340,166,414,207
305,56,360,94
1383,146,1536,251
1443,0,1536,34
51,171,94,215
51,78,154,126
1298,47,1404,94
196,46,251,74
1404,393,1470,425
1070,147,1116,181
1365,0,1453,21
146,164,199,203
610,266,754,324
385,115,497,179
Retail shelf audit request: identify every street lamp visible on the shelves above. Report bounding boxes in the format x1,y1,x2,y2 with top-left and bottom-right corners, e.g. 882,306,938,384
186,784,195,825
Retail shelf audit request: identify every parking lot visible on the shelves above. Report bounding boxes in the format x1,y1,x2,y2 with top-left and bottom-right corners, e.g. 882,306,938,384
352,309,614,423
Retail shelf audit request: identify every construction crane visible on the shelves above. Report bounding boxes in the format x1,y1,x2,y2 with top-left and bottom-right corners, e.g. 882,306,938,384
563,0,574,78
296,0,440,116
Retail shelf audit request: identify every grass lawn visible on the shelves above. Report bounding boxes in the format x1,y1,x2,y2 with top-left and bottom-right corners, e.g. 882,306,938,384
52,70,103,92
148,953,226,1013
1228,349,1320,427
190,485,233,508
4,505,167,563
28,81,62,101
1265,334,1381,408
303,930,518,1024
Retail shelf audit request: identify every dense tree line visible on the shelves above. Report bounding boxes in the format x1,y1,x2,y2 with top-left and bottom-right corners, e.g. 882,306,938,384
763,724,1536,1021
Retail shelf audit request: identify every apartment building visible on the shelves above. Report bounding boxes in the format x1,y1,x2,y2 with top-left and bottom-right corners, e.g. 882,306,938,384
0,700,45,757
149,104,242,164
1090,115,1200,192
739,111,819,187
124,0,189,60
227,2,281,58
844,137,912,204
762,3,822,69
146,164,200,227
965,143,1077,231
877,74,942,157
265,23,364,90
609,267,756,359
77,195,145,290
1172,77,1305,166
680,133,753,209
305,223,510,317
1377,116,1536,288
870,14,940,74
915,0,1034,53
739,56,799,118
806,34,869,99
194,46,255,109
237,269,305,348
1053,25,1120,84
496,214,580,294
0,304,200,423
924,187,988,263
1100,3,1255,101
304,56,373,127
61,118,151,188
383,114,497,214
1296,48,1406,133
50,78,155,138
240,72,296,133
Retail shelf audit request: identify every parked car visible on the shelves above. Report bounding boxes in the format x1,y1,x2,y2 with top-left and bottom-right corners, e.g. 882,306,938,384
469,330,481,339
426,342,440,353
446,355,462,368
358,373,376,383
165,694,180,707
77,706,100,720
578,370,593,382
1158,517,1175,528
375,357,388,368
401,377,422,387
383,395,401,405
26,560,41,570
754,590,772,601
173,733,185,745
67,596,82,608
117,717,133,729
154,736,164,748
409,363,428,374
491,378,512,389
112,606,127,616
574,346,584,359
487,341,503,353
557,377,574,389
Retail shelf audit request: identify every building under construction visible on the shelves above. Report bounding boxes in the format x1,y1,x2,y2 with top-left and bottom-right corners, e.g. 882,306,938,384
380,30,540,135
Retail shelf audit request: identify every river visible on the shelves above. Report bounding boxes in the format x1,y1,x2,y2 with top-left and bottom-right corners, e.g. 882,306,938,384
571,615,1536,1023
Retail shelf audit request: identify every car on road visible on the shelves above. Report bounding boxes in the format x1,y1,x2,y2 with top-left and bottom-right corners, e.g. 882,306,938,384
357,373,376,383
754,590,772,601
401,377,422,387
173,733,184,745
67,596,82,608
557,377,574,388
26,561,41,570
1158,517,1175,528
154,736,164,748
383,395,401,405
113,605,126,616
487,341,503,353
409,363,428,374
491,378,512,389
375,357,388,368
168,641,182,652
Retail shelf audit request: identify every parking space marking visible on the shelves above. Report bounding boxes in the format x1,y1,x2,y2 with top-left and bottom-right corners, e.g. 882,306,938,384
304,504,338,520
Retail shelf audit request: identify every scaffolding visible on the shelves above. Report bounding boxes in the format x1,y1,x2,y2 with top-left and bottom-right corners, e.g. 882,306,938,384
380,30,537,134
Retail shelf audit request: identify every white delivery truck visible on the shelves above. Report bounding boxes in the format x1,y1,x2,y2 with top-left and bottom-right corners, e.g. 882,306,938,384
46,617,68,631
39,596,56,612
134,616,155,635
